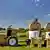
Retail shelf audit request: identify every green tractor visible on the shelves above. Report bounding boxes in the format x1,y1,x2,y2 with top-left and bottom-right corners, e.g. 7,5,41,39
0,25,18,46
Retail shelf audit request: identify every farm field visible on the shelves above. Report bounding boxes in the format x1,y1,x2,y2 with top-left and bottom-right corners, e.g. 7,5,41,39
0,46,50,50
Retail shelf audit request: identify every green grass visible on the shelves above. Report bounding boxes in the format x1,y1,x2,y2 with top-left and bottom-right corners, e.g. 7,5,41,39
0,46,50,50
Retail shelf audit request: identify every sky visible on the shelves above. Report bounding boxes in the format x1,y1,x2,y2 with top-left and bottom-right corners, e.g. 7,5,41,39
0,0,50,28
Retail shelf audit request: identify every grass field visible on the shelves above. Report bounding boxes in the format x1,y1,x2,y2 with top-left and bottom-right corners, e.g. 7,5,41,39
0,46,50,50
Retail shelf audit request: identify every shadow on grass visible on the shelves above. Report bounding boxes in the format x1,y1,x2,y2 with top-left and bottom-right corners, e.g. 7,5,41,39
0,44,27,47
11,44,27,47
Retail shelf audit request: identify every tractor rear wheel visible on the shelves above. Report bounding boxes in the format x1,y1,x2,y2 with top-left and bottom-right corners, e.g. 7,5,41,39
8,37,18,46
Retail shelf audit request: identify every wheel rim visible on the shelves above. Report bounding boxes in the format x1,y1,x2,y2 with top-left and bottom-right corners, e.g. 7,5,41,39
9,38,16,45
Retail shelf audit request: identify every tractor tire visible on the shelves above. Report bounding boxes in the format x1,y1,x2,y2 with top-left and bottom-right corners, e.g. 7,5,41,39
8,37,18,46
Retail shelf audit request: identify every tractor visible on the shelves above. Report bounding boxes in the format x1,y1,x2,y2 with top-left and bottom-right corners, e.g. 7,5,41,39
44,23,50,47
0,25,18,46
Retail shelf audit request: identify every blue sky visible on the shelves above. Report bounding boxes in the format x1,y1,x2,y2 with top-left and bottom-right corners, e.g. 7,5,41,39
0,0,50,28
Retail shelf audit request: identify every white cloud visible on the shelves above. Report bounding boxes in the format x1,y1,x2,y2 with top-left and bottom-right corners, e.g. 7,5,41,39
48,14,50,16
37,0,40,2
40,4,44,7
36,4,39,6
34,0,41,7
35,0,40,3
44,13,50,17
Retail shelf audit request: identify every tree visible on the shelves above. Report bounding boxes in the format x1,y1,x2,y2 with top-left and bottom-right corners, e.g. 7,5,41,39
18,28,26,33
